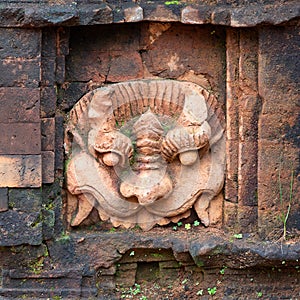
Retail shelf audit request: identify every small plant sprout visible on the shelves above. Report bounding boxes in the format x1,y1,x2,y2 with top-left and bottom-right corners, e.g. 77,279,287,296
233,233,243,239
177,221,183,227
278,162,294,240
129,250,135,256
181,278,188,285
185,223,191,230
193,220,200,227
208,286,217,296
257,291,263,298
220,266,227,275
165,0,180,5
197,289,203,296
172,225,178,231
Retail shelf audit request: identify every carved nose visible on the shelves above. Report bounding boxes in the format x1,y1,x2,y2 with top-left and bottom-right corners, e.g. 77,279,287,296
120,171,173,206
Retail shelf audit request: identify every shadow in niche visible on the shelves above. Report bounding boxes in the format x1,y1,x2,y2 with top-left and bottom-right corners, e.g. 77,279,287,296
136,262,160,283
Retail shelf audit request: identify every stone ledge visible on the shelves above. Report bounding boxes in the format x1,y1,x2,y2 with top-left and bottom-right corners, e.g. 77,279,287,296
51,229,300,272
0,1,298,27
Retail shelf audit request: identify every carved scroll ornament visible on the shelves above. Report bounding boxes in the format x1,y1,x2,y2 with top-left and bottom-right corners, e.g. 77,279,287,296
65,80,225,230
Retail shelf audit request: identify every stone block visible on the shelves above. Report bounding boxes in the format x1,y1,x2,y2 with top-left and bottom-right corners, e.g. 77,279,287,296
106,52,144,82
0,123,41,155
66,50,110,82
143,4,180,22
238,141,258,207
58,82,88,111
258,140,298,211
0,188,8,212
42,151,55,184
0,88,40,122
8,188,41,212
42,207,55,240
259,113,298,141
41,57,55,86
1,268,82,296
0,210,42,246
0,58,40,88
258,26,299,115
141,24,225,94
55,116,64,171
181,6,210,24
41,86,56,118
237,205,258,232
225,140,238,203
57,27,70,56
41,118,55,151
77,3,113,26
56,55,65,84
0,28,41,59
124,6,143,23
68,24,139,53
42,27,56,57
159,261,181,269
223,201,238,229
0,155,41,187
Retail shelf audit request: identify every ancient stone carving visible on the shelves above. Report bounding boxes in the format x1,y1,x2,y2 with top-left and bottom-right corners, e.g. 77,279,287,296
65,80,225,230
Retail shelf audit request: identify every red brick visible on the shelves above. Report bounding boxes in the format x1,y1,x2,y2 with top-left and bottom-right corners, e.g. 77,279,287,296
41,118,55,151
0,88,40,122
0,58,40,88
0,155,41,187
42,151,54,184
0,123,41,155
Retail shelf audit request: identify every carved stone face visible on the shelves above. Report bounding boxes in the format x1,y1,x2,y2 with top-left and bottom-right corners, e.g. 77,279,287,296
65,80,225,230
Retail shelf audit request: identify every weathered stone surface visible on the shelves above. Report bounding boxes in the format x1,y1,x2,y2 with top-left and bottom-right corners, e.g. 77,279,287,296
58,82,88,112
0,28,41,59
41,57,55,87
258,25,300,237
141,24,225,97
1,268,83,298
8,188,41,212
55,116,64,171
65,80,225,230
0,188,8,212
0,210,42,246
41,86,56,118
0,88,40,122
41,27,56,58
0,58,40,88
0,155,41,187
42,151,55,184
106,52,144,82
41,118,55,151
0,1,297,28
0,123,41,155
